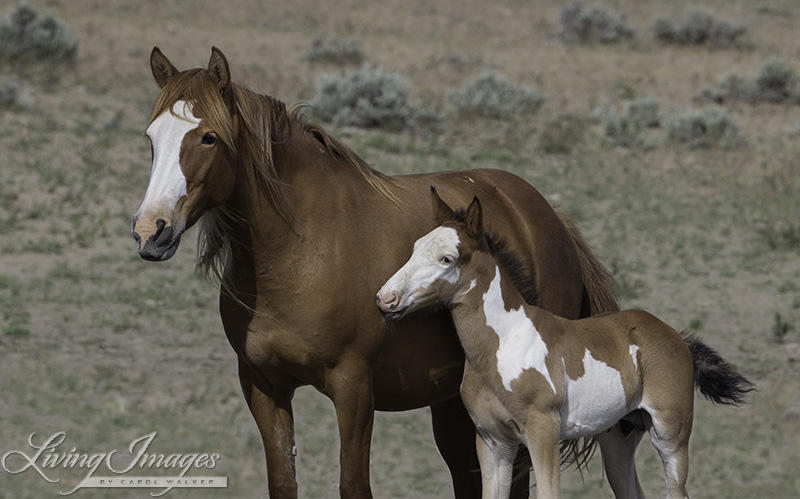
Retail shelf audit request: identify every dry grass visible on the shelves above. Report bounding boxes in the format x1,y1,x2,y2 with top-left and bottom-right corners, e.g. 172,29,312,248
1,0,799,497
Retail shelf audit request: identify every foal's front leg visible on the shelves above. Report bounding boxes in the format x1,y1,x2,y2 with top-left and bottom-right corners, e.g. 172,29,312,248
524,410,562,499
475,430,518,499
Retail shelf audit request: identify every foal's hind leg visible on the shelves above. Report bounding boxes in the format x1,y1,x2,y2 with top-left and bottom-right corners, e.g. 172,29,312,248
647,410,692,499
597,422,647,499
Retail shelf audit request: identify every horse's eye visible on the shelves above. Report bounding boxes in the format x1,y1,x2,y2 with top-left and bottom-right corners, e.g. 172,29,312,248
201,133,217,145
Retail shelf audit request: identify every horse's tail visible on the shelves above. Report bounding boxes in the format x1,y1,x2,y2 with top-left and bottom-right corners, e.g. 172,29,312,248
680,331,755,405
557,211,620,317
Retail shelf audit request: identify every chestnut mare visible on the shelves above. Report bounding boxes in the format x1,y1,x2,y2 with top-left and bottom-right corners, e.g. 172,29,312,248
377,190,753,499
131,47,618,498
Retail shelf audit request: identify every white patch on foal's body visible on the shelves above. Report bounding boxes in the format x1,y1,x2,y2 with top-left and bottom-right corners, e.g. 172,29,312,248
559,349,628,439
481,267,631,438
136,100,200,218
482,268,556,394
629,344,640,369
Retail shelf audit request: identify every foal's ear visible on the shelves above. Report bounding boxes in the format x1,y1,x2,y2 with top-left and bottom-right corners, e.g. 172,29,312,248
431,186,454,225
208,47,231,93
151,47,178,89
465,196,484,240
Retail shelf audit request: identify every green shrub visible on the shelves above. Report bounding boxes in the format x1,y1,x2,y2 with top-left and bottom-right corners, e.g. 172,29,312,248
0,2,77,63
448,71,545,120
666,106,740,148
557,1,634,44
602,97,660,148
707,60,800,104
654,10,747,47
306,36,365,65
310,66,412,129
754,59,798,103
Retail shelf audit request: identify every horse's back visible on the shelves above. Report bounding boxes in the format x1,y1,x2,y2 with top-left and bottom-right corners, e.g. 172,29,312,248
396,169,585,319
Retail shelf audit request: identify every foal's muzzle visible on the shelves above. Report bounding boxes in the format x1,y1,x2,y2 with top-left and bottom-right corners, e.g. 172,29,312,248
376,291,408,321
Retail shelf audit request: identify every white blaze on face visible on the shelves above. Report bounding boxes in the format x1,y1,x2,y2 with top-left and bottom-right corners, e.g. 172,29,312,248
482,267,556,394
379,226,461,311
135,100,201,219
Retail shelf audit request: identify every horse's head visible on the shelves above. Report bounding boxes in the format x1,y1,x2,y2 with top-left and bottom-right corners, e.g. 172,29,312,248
376,188,484,320
132,47,238,261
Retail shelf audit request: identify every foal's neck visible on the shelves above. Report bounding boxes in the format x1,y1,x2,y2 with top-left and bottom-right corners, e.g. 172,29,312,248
451,250,532,359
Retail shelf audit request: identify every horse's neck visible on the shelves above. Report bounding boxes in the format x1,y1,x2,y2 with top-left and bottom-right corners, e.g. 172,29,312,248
222,128,386,282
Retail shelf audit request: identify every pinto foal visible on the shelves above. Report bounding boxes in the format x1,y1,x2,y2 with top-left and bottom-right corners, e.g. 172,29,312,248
377,190,752,499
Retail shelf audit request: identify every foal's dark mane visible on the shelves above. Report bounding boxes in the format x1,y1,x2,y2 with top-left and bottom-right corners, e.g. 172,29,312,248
452,208,540,307
149,68,402,280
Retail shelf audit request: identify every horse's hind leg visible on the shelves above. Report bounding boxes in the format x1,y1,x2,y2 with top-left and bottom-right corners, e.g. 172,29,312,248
597,422,647,499
238,359,299,498
648,410,692,499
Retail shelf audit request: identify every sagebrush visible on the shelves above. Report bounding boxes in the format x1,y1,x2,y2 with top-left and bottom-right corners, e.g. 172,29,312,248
0,2,77,62
310,66,412,129
558,1,634,44
448,71,545,119
654,10,747,47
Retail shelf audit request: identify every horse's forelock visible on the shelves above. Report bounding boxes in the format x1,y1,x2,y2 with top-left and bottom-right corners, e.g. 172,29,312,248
148,69,238,155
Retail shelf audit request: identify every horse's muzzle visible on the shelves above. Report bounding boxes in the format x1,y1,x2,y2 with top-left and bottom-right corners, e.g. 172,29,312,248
132,216,182,261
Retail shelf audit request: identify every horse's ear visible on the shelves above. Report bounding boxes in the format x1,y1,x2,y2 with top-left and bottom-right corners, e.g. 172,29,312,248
208,47,231,93
151,47,178,89
464,196,483,240
431,186,454,225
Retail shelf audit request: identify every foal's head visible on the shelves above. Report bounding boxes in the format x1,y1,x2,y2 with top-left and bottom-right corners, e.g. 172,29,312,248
377,188,486,320
132,47,240,261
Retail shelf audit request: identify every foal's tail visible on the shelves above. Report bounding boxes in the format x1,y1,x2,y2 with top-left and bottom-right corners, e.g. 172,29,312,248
680,331,755,405
557,211,619,317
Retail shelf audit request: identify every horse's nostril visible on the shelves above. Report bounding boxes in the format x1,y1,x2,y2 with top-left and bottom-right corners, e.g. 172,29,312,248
131,216,141,244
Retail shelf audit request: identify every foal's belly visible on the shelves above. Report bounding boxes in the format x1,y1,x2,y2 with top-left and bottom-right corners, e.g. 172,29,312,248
558,351,632,439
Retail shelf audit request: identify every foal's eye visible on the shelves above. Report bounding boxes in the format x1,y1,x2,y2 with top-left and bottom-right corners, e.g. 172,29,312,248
201,133,217,145
440,256,454,265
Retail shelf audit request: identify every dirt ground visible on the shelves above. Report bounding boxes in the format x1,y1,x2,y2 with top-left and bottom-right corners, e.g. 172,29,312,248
1,0,799,497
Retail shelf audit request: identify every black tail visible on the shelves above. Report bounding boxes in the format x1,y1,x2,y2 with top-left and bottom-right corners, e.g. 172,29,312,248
680,331,755,405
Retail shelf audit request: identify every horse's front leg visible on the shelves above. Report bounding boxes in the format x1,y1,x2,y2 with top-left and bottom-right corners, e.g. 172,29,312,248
238,359,298,498
328,361,375,498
